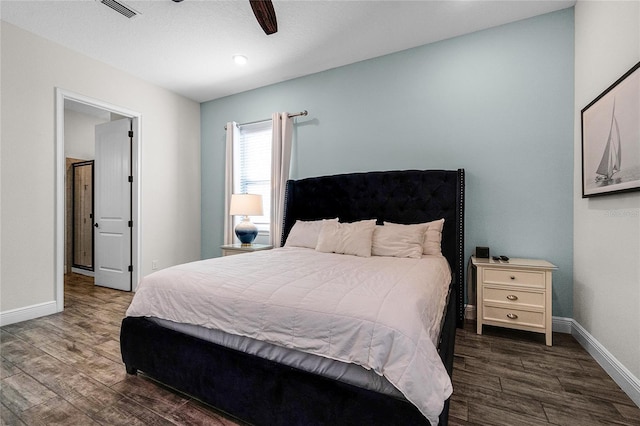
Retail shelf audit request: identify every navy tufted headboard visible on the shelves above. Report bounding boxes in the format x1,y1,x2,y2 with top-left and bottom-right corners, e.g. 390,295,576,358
281,169,465,326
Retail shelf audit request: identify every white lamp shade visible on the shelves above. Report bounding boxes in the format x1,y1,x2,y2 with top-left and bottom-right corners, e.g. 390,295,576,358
230,194,263,216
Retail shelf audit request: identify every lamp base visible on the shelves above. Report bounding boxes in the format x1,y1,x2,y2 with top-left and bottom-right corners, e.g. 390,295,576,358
235,217,258,245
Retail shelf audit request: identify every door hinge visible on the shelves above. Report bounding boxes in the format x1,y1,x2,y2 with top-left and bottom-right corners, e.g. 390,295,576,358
128,176,133,183
128,220,133,227
128,130,134,138
128,265,133,272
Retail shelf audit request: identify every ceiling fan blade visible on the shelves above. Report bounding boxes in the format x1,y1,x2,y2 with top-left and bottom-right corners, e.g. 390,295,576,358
250,0,278,35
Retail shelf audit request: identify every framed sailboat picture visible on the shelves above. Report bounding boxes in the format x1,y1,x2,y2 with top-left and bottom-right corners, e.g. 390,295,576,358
582,61,640,198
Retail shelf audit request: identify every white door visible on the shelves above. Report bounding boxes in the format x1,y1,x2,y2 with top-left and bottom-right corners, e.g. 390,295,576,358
94,118,133,291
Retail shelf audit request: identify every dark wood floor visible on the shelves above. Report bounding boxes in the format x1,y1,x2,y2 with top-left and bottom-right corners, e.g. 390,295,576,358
1,273,639,425
451,322,640,425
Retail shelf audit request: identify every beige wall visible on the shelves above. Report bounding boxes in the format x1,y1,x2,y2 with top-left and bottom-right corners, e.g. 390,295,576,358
574,0,640,384
0,22,201,314
64,108,107,160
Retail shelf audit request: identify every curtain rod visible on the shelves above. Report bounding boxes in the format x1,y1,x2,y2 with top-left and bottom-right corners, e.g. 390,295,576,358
224,110,308,130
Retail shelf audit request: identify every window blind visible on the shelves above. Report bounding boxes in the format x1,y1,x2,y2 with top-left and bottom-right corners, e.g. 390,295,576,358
233,120,272,232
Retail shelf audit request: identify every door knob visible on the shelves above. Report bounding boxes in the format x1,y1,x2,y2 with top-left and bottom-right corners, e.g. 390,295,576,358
94,223,99,228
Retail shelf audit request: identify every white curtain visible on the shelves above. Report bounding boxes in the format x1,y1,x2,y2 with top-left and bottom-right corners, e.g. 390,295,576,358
270,112,293,247
224,122,240,245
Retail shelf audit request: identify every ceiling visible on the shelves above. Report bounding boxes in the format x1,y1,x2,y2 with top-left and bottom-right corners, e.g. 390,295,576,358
1,0,575,103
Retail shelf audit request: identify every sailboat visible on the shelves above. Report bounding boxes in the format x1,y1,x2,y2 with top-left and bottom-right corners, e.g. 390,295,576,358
595,100,622,182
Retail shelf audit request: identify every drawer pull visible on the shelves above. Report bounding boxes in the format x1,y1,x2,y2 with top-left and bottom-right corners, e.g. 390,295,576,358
506,313,518,320
510,275,516,280
506,294,518,301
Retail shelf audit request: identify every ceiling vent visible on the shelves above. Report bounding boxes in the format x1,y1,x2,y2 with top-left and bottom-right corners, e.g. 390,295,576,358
99,0,140,19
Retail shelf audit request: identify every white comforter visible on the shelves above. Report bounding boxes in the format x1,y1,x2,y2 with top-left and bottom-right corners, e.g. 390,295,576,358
126,247,453,425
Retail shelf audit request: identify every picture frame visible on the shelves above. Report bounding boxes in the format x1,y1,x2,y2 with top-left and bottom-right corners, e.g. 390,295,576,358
581,61,640,198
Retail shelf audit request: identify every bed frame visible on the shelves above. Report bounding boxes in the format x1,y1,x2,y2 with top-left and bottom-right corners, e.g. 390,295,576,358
121,169,465,426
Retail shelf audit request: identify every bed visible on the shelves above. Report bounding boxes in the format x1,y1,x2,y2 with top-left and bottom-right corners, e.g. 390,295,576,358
120,168,465,426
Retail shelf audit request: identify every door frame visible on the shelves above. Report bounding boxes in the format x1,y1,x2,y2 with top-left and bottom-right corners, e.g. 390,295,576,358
71,160,95,272
55,88,142,312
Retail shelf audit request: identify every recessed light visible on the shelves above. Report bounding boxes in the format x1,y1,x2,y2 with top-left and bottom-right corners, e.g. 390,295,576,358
233,55,248,65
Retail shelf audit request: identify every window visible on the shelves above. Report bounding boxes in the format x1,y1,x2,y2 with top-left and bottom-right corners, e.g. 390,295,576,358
233,120,272,234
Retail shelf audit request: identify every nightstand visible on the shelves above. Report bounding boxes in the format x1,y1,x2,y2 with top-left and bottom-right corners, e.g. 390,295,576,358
473,256,557,346
221,243,273,256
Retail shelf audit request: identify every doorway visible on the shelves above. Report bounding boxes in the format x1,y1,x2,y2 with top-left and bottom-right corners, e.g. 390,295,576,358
55,88,141,312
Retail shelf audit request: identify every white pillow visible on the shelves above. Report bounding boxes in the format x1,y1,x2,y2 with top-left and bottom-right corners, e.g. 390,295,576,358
315,219,377,257
373,222,428,258
285,218,338,249
423,218,445,255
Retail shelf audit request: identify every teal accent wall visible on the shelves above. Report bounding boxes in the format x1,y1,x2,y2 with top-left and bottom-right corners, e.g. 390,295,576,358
201,9,574,317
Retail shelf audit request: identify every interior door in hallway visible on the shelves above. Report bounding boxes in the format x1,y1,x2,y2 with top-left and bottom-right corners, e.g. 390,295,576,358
94,118,133,291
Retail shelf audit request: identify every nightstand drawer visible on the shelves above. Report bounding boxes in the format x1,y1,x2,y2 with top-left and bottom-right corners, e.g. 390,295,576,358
483,287,544,308
483,268,545,288
483,306,545,328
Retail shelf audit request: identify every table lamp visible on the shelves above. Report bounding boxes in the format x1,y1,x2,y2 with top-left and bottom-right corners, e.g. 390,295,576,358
230,193,263,246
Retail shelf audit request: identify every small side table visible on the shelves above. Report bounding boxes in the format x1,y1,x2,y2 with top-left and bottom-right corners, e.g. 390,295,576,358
473,256,557,346
221,243,273,256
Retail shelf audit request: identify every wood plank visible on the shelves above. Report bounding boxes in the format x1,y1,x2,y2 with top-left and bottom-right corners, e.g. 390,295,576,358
2,273,639,426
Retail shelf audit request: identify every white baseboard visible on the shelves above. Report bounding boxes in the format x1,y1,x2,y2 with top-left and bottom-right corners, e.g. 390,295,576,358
570,319,640,408
0,301,57,327
552,316,573,334
71,267,94,277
